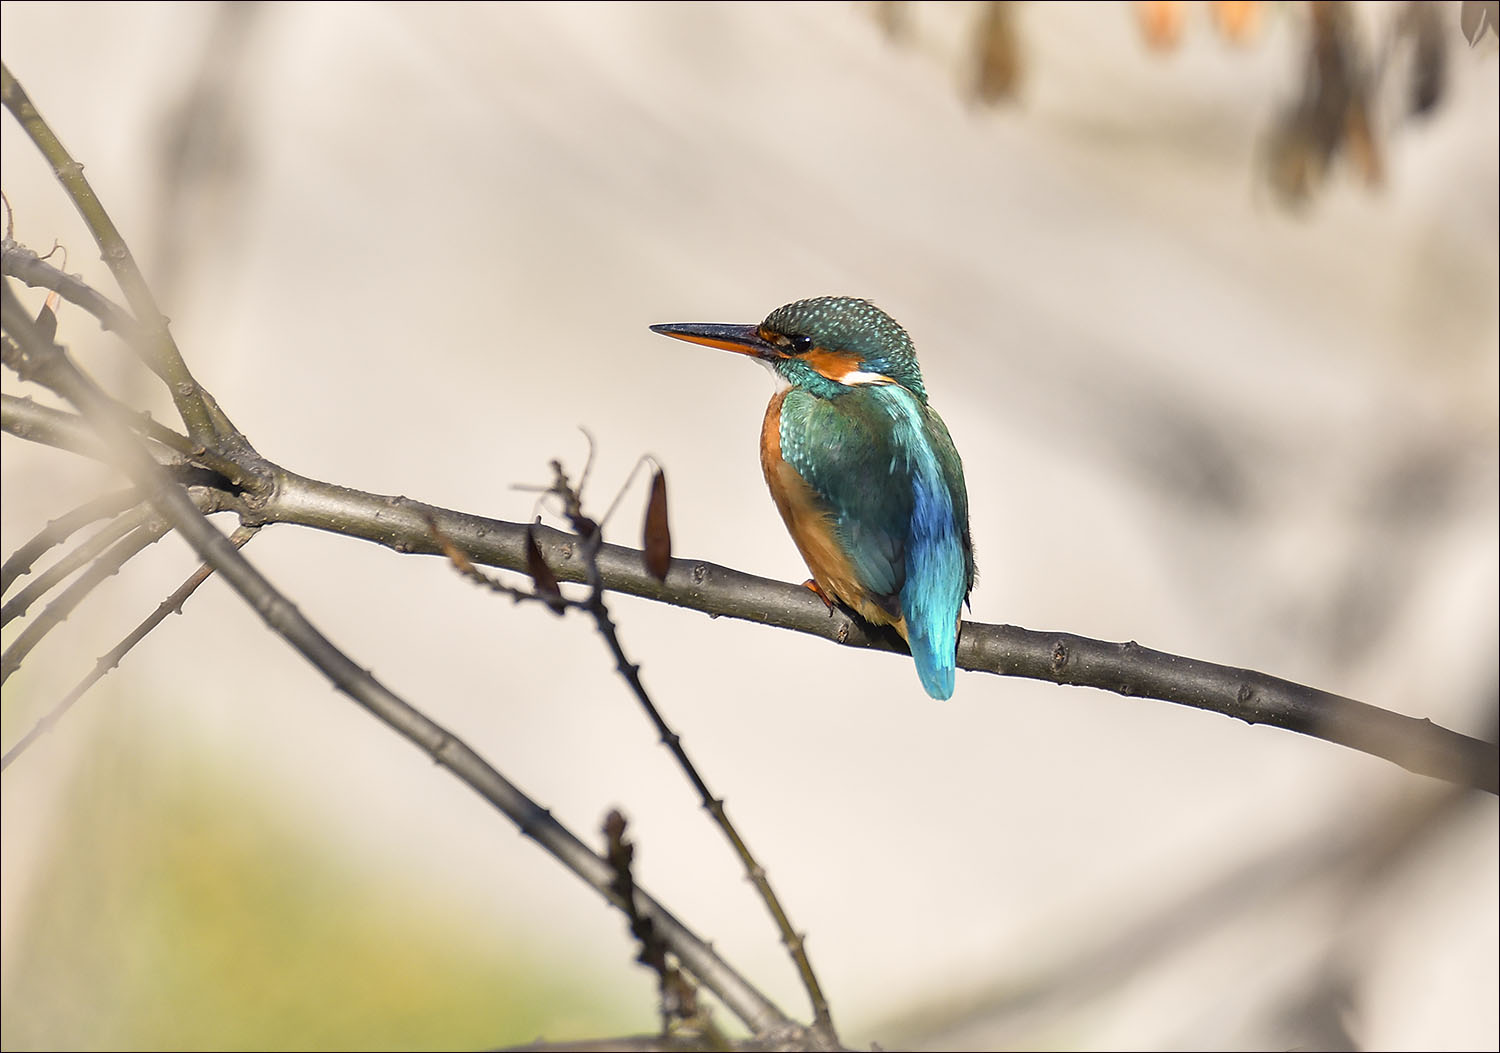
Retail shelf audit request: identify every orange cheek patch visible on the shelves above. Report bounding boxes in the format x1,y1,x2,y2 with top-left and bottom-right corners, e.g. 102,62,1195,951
803,349,860,382
801,348,895,386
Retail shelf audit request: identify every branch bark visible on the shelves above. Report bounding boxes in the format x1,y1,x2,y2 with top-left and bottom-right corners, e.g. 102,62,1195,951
3,385,1492,793
267,468,1499,794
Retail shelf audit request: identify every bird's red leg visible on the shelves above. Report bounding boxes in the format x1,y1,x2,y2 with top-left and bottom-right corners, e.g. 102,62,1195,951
802,578,836,612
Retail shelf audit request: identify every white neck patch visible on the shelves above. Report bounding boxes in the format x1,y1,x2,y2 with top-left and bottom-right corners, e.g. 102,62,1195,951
838,369,897,386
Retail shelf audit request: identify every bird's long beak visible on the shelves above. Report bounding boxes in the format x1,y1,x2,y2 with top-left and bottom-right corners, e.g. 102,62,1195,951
649,321,779,360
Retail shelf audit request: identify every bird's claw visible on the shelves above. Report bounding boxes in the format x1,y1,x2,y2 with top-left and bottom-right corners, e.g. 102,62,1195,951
802,578,836,612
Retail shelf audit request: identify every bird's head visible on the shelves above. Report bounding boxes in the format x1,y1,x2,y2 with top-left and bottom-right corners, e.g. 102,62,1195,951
651,296,927,401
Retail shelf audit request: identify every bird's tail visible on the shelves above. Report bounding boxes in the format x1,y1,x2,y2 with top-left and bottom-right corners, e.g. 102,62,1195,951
902,494,968,700
901,423,971,700
906,615,959,700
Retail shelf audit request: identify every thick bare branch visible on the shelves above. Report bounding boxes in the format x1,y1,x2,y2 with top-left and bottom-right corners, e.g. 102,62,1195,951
262,471,1499,795
6,387,1492,793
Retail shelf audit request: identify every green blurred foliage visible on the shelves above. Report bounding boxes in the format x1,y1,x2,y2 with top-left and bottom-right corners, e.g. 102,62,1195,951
1,712,635,1051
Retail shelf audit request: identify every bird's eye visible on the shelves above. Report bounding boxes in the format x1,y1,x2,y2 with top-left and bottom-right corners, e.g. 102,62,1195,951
786,334,814,355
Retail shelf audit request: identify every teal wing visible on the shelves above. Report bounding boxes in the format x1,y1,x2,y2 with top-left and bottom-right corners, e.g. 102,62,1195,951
898,399,974,698
780,385,974,698
777,386,914,615
914,402,976,604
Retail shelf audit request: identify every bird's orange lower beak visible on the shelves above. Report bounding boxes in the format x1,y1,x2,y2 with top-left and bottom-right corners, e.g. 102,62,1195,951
649,321,780,360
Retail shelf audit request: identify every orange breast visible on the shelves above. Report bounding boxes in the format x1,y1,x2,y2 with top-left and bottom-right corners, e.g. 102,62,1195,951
759,392,905,635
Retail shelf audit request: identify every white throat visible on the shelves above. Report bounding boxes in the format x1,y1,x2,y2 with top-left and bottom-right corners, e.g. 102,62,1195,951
756,357,792,392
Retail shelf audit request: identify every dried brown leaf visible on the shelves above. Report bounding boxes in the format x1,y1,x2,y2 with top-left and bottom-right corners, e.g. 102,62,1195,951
1462,0,1498,46
643,468,672,582
973,2,1021,104
33,301,57,345
526,524,566,615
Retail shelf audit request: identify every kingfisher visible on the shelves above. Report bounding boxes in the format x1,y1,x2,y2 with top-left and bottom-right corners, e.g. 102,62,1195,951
650,296,975,699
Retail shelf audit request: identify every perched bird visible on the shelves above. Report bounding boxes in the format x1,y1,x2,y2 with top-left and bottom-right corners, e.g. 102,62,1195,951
651,297,975,699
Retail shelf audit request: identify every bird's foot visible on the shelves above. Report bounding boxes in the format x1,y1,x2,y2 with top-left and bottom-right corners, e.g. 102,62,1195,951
802,579,836,612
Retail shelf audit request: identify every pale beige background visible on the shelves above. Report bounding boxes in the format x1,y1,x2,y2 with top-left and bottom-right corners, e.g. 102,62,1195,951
2,2,1496,1049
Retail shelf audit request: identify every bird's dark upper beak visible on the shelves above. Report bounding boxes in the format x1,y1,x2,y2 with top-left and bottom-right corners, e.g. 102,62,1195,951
649,321,780,359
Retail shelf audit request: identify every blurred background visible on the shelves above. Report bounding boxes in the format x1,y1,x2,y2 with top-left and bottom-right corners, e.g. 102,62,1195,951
2,2,1496,1049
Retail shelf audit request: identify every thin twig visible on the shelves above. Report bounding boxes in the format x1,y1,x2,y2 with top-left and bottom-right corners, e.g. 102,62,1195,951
1,486,141,595
2,240,154,348
433,479,836,1040
0,62,216,444
2,391,178,466
0,515,173,683
2,502,157,626
424,511,540,605
0,244,255,484
1,524,259,771
543,461,840,1046
2,390,116,459
0,384,247,485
